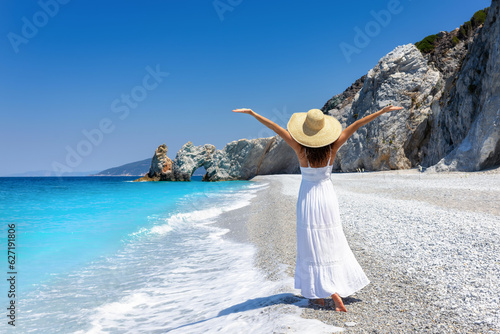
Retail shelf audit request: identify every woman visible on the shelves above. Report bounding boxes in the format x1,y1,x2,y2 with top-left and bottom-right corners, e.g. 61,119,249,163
232,105,403,311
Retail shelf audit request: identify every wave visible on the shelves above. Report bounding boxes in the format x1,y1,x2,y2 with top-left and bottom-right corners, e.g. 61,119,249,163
130,181,267,237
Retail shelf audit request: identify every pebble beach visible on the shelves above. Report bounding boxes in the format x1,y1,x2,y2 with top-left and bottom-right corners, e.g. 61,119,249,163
216,167,500,333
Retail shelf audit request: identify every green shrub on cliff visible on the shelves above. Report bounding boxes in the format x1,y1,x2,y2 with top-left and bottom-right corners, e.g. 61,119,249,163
472,9,487,25
415,7,489,54
459,8,489,39
459,21,473,38
415,34,439,53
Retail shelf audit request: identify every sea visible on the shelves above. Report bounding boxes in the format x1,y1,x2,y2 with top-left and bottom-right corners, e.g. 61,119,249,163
0,176,341,333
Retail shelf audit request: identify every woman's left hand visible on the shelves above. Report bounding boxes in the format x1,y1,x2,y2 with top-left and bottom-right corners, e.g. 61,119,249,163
381,105,404,113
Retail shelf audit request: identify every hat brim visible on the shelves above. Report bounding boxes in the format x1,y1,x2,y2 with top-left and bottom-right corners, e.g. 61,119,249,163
287,112,342,148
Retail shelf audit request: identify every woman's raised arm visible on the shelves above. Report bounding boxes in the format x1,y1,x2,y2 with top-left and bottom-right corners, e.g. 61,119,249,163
232,108,302,151
332,105,403,152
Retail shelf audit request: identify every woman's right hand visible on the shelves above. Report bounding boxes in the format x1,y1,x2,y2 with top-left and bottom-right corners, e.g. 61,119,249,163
232,108,254,115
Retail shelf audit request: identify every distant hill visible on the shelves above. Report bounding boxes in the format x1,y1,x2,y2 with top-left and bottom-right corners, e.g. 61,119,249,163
93,159,151,176
6,170,100,177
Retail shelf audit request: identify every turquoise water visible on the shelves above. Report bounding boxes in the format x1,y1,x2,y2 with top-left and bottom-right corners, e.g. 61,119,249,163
0,176,249,291
0,176,344,333
0,176,267,332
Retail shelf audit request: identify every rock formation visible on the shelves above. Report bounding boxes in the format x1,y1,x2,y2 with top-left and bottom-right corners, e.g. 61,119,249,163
168,142,215,181
134,144,173,181
135,136,299,181
204,135,299,181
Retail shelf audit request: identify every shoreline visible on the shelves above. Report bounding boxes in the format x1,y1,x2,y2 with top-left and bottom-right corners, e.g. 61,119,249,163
215,169,500,332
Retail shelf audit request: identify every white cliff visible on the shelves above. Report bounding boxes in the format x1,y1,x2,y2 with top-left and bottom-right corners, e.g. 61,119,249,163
426,0,499,171
326,43,441,172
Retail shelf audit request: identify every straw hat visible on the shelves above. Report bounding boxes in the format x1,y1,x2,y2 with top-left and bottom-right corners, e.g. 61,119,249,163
287,109,342,148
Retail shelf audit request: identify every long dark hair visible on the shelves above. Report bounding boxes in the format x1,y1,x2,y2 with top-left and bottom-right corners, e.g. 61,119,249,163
303,142,334,167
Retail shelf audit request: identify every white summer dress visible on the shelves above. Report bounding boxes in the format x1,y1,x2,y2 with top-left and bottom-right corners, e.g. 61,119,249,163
295,148,370,299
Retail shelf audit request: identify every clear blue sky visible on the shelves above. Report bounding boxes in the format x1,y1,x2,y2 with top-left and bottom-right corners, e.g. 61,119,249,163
0,0,491,175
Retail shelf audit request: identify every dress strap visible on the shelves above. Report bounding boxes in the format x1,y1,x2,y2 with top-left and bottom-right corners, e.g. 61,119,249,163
327,148,332,166
305,148,310,167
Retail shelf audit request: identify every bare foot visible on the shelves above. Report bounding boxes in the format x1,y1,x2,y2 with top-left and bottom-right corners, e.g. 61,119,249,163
311,298,325,307
331,293,347,312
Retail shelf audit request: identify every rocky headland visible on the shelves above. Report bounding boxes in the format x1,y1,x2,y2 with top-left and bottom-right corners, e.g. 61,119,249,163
136,3,498,182
135,137,298,182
